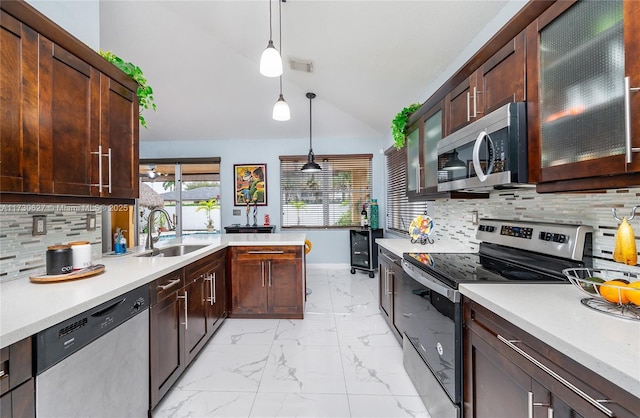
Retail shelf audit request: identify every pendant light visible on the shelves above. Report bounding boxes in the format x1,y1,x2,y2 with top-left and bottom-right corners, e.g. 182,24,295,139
301,92,321,172
259,0,282,77
272,0,290,121
273,78,290,121
443,149,467,171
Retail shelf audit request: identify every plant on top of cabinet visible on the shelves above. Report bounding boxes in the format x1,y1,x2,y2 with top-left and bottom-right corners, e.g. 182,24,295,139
392,103,421,149
99,50,156,128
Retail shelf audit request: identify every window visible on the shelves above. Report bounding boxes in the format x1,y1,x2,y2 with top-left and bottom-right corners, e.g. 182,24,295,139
139,158,221,240
385,146,428,235
280,154,372,228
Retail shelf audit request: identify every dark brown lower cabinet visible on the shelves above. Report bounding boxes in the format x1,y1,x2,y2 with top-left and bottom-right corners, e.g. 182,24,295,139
229,246,304,319
149,269,186,410
0,379,35,418
0,338,34,418
463,298,640,418
149,249,228,411
378,247,401,342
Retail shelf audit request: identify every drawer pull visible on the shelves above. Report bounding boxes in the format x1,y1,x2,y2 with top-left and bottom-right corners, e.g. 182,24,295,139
178,291,188,330
157,278,181,291
0,370,6,379
248,251,285,254
498,335,614,417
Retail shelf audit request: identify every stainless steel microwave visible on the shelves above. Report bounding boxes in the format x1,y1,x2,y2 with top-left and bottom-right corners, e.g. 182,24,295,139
436,102,528,191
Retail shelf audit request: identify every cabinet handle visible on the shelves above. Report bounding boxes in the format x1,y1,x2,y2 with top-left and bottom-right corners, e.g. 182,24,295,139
261,261,265,287
248,250,285,254
91,145,103,192
0,370,6,379
548,408,554,418
157,278,181,291
106,147,112,193
498,335,614,417
268,260,272,287
527,391,550,418
212,272,216,304
624,76,640,163
467,91,472,122
415,165,421,191
178,291,188,330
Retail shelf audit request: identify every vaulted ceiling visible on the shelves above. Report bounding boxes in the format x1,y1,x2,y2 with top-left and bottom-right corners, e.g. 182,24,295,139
99,1,523,144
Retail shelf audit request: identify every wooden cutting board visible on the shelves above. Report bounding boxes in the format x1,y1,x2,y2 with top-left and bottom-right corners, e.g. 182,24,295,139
30,264,106,283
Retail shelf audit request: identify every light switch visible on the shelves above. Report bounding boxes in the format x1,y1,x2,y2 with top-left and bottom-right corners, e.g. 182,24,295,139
471,210,479,225
33,215,47,236
233,209,241,216
86,213,96,231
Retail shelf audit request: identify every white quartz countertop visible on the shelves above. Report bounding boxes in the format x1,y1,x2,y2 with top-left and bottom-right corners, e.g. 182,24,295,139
0,233,305,348
376,237,473,258
460,283,640,399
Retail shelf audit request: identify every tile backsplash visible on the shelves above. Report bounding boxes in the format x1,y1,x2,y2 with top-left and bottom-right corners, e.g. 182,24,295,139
0,204,102,283
427,186,640,273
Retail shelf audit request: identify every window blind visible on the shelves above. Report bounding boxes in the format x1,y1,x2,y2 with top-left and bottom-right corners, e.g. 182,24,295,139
385,146,429,235
280,154,372,228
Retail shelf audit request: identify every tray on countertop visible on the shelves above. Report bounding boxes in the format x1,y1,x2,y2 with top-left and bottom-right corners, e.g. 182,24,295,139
30,264,106,283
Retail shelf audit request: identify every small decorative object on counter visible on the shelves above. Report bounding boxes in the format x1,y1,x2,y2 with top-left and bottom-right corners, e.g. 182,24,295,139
114,228,127,254
46,245,73,275
370,199,379,229
69,241,92,270
264,214,270,226
360,204,368,228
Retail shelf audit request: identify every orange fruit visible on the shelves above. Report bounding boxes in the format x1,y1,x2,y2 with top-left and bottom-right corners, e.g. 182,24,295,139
624,281,640,306
599,280,629,304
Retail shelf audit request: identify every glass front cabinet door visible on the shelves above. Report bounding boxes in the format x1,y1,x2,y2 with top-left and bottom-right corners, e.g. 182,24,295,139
529,0,640,191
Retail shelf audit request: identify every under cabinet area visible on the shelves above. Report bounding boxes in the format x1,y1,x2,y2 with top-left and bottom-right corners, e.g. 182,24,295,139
229,246,304,319
0,338,34,418
463,298,640,418
0,1,139,202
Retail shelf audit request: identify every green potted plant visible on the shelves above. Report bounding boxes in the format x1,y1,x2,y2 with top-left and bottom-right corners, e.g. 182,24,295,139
196,198,220,232
99,50,156,128
391,103,421,149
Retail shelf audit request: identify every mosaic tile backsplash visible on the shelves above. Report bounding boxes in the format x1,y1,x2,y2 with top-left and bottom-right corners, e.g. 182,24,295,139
0,204,102,283
426,186,640,274
2,187,640,282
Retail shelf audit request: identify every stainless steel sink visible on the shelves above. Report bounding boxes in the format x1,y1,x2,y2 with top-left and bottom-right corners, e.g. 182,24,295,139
134,244,208,257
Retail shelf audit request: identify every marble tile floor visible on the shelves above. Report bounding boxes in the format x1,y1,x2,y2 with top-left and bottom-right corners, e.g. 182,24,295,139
154,266,432,418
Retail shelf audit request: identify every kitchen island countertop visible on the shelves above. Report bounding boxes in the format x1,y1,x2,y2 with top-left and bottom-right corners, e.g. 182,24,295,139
460,282,640,399
0,233,305,349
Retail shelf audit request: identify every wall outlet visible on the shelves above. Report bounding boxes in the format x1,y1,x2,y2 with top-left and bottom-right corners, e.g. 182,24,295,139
32,215,47,236
233,209,241,216
86,213,96,231
471,210,479,225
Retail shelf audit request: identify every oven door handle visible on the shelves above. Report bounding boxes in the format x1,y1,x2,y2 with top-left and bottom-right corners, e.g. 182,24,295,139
402,260,460,303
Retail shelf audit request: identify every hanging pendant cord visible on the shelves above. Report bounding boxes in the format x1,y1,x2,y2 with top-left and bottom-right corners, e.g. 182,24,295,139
278,0,283,94
268,0,273,40
309,96,313,151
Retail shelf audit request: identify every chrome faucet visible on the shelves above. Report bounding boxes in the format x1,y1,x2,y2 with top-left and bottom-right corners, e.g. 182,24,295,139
146,208,174,253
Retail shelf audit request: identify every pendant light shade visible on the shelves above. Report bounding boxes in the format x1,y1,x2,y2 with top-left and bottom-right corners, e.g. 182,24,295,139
273,93,290,121
301,92,321,172
260,42,282,77
443,149,467,171
259,0,282,77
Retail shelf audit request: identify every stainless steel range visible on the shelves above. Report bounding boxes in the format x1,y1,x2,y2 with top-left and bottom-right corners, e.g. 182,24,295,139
399,219,593,418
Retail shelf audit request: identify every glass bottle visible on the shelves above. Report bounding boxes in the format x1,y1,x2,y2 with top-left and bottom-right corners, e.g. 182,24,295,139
370,199,379,229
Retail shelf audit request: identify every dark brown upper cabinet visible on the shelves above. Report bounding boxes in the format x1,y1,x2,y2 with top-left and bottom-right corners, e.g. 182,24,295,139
527,0,640,192
0,1,139,203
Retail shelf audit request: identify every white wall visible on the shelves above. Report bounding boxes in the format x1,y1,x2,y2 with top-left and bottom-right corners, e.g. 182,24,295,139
26,0,100,51
140,136,385,263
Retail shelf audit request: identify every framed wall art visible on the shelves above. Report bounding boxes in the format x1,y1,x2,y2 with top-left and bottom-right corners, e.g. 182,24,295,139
234,163,267,206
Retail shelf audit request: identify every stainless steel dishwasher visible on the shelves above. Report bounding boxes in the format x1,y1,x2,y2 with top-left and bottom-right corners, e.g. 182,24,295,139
35,285,150,418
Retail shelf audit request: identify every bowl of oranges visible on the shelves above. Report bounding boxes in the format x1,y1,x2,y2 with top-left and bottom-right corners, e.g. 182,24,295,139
563,268,640,306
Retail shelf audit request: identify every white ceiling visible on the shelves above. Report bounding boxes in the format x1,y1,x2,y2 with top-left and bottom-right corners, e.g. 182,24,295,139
98,1,523,144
